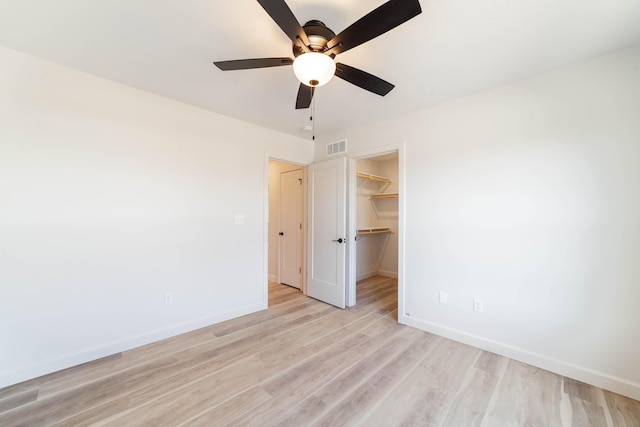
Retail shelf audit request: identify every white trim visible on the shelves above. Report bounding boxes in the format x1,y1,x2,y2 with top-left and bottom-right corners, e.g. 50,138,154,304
0,302,265,389
356,270,379,282
397,145,406,324
356,270,398,281
347,158,358,306
263,153,270,306
404,316,640,401
377,270,398,279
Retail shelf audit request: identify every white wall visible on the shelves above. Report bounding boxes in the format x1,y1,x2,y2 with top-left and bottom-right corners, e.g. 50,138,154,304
0,46,314,388
318,45,640,400
268,160,303,282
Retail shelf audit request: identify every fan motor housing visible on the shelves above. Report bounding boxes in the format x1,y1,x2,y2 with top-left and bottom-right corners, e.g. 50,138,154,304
293,20,336,57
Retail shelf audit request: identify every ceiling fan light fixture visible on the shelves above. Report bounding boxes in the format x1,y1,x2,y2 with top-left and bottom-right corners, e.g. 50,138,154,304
293,52,336,87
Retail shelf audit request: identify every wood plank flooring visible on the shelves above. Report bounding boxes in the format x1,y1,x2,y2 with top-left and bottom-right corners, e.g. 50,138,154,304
1,276,639,426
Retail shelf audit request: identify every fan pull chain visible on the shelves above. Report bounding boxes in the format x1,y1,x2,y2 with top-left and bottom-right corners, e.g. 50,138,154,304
311,88,316,141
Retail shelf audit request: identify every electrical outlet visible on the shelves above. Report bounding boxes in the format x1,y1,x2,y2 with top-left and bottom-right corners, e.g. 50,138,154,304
235,214,245,225
439,291,448,304
473,299,483,312
165,292,173,305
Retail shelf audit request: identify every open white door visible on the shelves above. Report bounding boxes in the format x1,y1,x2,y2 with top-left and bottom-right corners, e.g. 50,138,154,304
307,157,346,308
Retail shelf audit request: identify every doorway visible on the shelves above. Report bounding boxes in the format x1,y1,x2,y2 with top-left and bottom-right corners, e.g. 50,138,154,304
268,160,306,292
350,151,400,314
354,153,399,281
347,144,405,323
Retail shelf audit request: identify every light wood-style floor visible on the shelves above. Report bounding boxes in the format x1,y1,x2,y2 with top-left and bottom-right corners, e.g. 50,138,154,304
1,276,639,426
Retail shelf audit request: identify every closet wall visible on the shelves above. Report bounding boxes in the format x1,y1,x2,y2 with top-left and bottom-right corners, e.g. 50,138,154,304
356,155,399,280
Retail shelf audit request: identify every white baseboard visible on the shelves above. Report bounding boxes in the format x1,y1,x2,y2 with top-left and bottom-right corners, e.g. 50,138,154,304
403,316,640,401
356,270,398,281
356,270,378,281
377,270,398,278
0,301,266,389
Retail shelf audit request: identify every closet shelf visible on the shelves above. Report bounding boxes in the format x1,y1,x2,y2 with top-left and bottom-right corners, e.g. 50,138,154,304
356,171,392,184
357,227,392,235
370,193,398,199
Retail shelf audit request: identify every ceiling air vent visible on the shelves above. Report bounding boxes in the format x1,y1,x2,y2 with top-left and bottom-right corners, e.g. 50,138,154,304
326,139,347,157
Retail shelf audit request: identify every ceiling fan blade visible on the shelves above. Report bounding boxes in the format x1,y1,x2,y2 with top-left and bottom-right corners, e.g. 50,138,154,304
295,84,315,109
257,0,310,48
335,63,395,96
214,58,293,70
327,0,422,55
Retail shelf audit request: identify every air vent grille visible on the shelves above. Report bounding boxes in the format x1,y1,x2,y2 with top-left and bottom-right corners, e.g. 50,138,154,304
326,139,347,156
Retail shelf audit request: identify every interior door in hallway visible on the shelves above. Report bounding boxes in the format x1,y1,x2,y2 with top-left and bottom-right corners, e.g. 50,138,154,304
279,168,303,288
307,157,346,308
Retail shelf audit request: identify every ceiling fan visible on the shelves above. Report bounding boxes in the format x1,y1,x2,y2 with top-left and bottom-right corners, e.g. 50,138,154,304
214,0,422,109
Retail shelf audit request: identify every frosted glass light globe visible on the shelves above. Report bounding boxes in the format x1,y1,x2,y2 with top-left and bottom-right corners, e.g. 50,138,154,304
293,52,336,87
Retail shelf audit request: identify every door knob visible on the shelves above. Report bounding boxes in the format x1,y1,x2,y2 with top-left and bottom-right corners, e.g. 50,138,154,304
332,238,344,243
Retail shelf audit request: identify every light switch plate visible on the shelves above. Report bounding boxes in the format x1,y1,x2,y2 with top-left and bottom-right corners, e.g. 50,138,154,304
439,291,448,304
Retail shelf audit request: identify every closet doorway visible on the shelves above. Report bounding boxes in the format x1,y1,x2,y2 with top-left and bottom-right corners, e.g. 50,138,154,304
354,153,399,280
347,146,405,322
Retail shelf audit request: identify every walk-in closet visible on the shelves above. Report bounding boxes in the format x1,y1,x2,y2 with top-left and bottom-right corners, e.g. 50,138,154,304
355,153,399,280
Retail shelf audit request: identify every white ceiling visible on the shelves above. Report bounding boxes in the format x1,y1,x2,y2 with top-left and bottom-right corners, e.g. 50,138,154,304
1,0,640,140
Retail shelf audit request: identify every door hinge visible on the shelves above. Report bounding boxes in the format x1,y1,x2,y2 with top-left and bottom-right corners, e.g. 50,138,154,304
299,223,302,229
299,267,302,273
298,178,302,185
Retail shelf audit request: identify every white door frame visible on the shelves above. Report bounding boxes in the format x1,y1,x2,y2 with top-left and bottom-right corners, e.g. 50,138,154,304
347,142,406,324
263,154,309,307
